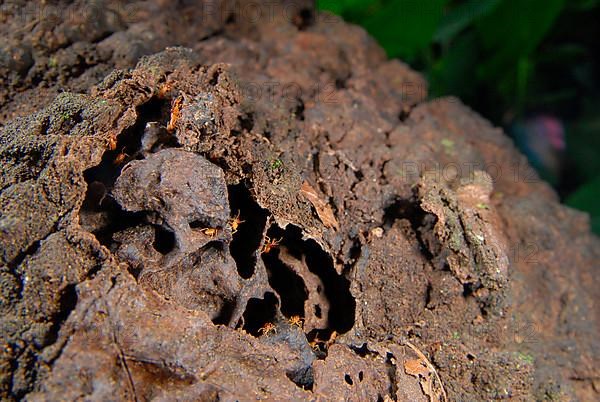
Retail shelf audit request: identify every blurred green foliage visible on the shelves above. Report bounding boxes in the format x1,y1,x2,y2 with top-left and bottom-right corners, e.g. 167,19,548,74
318,0,600,234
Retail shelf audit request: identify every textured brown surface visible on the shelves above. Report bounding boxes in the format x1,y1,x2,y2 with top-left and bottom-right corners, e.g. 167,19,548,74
1,1,599,401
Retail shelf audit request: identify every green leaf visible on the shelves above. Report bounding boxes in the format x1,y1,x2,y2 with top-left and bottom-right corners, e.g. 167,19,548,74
361,0,449,60
534,43,587,64
566,175,600,235
429,31,478,98
433,0,501,43
316,0,371,15
567,0,600,11
476,0,565,79
566,100,600,184
515,56,533,112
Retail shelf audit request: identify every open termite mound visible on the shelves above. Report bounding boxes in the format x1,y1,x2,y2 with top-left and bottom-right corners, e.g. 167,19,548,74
0,1,598,401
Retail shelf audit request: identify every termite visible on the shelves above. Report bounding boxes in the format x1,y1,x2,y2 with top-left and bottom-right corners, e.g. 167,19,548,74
261,236,282,254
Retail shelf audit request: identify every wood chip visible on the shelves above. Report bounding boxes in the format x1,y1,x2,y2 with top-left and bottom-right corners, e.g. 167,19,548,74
300,181,339,229
404,341,447,402
404,359,430,377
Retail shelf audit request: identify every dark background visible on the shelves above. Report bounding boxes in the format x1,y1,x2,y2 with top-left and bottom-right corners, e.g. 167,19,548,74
318,0,600,234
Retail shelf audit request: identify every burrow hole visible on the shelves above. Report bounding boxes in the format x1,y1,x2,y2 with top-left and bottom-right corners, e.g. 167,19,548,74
260,224,356,334
383,196,434,260
80,96,176,254
241,292,279,336
153,226,176,255
228,183,269,279
286,366,314,391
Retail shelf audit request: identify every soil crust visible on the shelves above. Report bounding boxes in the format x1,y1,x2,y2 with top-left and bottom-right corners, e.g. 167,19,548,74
1,1,598,401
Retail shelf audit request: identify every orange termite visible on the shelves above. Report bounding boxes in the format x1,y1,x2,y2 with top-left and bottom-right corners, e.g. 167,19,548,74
167,96,183,132
229,211,245,234
258,322,277,336
113,148,129,166
288,315,303,329
108,136,117,151
261,236,282,254
199,228,219,238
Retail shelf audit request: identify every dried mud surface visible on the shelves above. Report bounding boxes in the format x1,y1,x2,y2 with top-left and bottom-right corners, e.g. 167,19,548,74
1,1,599,401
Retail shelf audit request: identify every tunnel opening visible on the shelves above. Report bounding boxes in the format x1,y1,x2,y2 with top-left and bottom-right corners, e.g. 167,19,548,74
227,183,269,279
